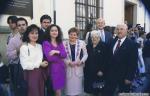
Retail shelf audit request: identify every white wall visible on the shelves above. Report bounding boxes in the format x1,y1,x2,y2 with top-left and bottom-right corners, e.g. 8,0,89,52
136,2,145,27
55,0,75,39
0,0,52,27
103,0,124,26
145,12,150,33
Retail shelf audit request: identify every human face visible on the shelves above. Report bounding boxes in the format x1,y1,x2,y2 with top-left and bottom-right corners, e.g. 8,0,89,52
17,20,27,34
8,20,17,30
91,34,100,45
50,26,58,38
96,19,105,30
116,25,127,39
41,19,51,29
28,29,39,43
69,32,78,42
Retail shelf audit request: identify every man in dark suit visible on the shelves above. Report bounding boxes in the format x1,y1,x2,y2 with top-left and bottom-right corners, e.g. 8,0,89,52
85,18,112,46
103,24,138,96
96,18,112,44
39,14,52,44
39,15,55,96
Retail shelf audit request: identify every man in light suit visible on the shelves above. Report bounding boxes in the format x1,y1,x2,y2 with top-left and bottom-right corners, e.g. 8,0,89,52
103,24,138,96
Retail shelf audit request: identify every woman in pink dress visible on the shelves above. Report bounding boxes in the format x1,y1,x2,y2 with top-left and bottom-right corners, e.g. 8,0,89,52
42,24,67,96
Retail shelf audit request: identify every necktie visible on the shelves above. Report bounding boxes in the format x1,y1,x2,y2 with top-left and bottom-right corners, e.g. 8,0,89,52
100,30,105,42
114,39,121,54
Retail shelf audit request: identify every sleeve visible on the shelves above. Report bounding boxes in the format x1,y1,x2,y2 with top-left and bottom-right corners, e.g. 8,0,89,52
80,41,88,63
85,32,89,44
6,40,18,61
125,43,138,81
19,45,35,70
34,45,43,68
59,43,67,58
42,41,59,62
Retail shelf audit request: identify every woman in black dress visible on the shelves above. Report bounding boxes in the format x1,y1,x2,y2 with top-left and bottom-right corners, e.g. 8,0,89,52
84,30,108,95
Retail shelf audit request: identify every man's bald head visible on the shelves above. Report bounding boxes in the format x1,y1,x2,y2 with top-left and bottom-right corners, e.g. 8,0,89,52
116,24,128,39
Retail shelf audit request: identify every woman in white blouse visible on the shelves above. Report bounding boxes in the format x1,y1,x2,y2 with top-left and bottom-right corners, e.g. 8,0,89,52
64,27,88,96
20,24,48,96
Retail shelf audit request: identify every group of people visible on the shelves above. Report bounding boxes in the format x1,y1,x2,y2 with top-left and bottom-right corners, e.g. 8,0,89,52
1,14,149,96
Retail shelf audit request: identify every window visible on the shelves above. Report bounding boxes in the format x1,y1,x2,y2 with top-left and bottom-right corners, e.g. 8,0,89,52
75,0,103,39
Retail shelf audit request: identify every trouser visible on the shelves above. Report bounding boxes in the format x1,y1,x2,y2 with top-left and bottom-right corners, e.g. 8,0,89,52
9,64,26,96
103,79,131,96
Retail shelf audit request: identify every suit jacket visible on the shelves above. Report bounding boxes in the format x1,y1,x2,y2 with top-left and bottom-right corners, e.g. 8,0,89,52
63,40,88,78
104,31,113,44
39,29,46,44
84,41,107,79
107,37,138,81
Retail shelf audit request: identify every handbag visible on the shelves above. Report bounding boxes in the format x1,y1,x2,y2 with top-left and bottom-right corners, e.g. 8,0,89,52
92,77,105,91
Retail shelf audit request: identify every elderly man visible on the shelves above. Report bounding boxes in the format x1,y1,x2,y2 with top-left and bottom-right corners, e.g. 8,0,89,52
103,24,138,96
85,18,112,45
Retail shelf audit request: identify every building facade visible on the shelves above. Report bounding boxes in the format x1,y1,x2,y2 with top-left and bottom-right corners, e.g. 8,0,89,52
0,0,150,63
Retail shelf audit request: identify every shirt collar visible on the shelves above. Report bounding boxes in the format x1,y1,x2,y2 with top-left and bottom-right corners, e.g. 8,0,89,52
118,36,126,45
41,28,46,32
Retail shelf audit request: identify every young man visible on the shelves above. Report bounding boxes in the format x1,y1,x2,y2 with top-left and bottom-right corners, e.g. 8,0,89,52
39,14,52,44
6,17,28,96
7,16,18,44
39,14,55,96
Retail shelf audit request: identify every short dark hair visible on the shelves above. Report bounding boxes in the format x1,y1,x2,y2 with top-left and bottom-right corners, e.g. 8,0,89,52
7,16,18,24
17,17,28,26
22,24,40,43
40,14,52,23
45,24,63,44
68,27,79,35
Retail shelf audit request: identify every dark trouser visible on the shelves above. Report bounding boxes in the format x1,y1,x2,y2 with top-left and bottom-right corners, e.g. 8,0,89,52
9,64,27,96
103,79,131,96
41,67,55,96
45,77,55,96
9,64,19,96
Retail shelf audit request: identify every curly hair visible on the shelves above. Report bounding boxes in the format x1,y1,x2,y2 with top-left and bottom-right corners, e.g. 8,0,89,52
45,24,63,44
22,24,40,43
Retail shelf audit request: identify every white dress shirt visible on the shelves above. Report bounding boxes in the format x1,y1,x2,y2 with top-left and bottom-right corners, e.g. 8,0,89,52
20,43,43,70
99,30,105,42
113,36,126,54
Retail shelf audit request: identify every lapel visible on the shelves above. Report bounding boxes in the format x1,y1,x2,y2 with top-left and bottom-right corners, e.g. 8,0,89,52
113,38,128,55
112,38,118,53
65,40,81,61
118,38,128,51
75,40,80,60
65,40,72,60
104,31,107,42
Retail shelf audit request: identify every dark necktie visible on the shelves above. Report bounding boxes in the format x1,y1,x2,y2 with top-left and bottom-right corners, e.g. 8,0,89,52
114,39,121,54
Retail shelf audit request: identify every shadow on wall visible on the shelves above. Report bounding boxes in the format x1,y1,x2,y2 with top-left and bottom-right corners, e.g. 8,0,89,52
0,33,9,65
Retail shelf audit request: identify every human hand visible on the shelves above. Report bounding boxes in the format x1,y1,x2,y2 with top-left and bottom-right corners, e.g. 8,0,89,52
97,71,103,77
69,61,76,67
40,61,48,68
124,79,132,85
49,50,58,56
